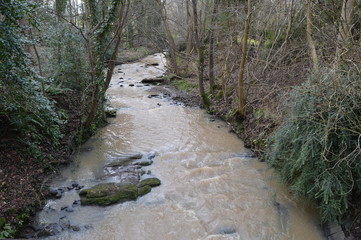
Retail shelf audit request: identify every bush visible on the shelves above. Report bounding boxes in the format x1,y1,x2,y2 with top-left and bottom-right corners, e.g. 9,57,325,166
266,69,361,222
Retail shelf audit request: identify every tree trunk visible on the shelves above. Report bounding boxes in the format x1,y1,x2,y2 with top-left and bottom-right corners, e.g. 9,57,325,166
208,0,220,93
306,0,318,72
156,0,180,75
238,0,252,118
186,0,194,54
104,1,129,90
334,0,356,67
192,0,208,107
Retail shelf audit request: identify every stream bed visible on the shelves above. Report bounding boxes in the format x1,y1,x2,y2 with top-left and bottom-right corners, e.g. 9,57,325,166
33,53,325,240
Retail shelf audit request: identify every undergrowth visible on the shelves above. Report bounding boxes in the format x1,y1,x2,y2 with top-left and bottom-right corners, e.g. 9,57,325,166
266,68,361,222
171,79,198,92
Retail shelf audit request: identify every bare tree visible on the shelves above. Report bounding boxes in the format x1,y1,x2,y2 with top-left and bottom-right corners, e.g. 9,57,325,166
208,0,220,93
306,0,318,72
156,0,180,75
192,0,208,106
334,0,356,67
238,0,252,118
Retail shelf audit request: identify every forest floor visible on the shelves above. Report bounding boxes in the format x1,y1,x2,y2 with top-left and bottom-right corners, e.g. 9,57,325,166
0,91,82,236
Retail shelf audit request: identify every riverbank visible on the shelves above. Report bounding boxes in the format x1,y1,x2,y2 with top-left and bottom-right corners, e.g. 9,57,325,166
162,66,360,240
0,48,159,238
0,91,83,237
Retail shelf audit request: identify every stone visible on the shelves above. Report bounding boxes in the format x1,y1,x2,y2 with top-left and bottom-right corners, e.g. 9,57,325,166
139,178,161,188
138,185,152,196
36,223,62,237
148,94,160,99
55,192,63,198
105,109,117,118
129,84,135,87
106,153,143,167
75,185,84,191
79,183,139,206
49,188,58,196
65,208,74,213
134,160,153,166
71,226,81,232
217,228,237,235
141,78,164,84
60,206,68,211
147,152,156,159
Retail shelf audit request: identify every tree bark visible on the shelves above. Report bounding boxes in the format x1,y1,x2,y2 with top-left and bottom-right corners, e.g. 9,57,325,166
104,1,129,90
306,0,318,72
192,0,208,106
186,0,194,54
156,0,180,75
238,0,252,118
208,0,220,93
334,0,356,67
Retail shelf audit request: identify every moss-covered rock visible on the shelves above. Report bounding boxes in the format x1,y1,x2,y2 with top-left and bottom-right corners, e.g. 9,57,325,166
135,160,153,166
79,183,139,206
139,178,161,188
106,153,143,167
138,185,152,196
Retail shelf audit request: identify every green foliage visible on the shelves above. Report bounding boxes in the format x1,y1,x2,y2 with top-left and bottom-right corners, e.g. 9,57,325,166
266,69,361,222
0,0,63,149
0,223,15,239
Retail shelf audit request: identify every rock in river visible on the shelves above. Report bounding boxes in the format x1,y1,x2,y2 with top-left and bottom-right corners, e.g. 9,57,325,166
106,153,143,167
139,178,161,188
79,183,139,206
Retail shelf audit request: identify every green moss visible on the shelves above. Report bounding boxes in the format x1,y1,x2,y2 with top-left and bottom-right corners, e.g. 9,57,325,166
171,80,198,92
139,178,161,188
80,183,139,206
138,185,152,196
136,161,153,166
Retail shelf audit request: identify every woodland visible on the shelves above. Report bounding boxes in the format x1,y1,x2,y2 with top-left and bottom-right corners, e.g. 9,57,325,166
0,0,360,238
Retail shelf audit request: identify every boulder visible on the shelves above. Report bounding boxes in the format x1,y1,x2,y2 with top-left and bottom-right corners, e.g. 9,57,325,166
106,153,143,167
138,185,152,196
134,160,153,166
79,183,139,206
139,178,161,188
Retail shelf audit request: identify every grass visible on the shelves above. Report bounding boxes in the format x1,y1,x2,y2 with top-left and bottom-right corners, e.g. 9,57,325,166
171,79,198,92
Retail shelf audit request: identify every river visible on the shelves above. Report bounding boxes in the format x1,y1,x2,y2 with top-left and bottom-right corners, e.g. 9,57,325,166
35,53,325,240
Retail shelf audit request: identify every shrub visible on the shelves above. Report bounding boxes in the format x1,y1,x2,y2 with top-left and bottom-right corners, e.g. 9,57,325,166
266,69,361,222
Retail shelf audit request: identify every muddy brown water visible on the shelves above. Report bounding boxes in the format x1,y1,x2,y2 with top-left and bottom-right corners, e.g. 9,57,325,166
36,54,325,240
